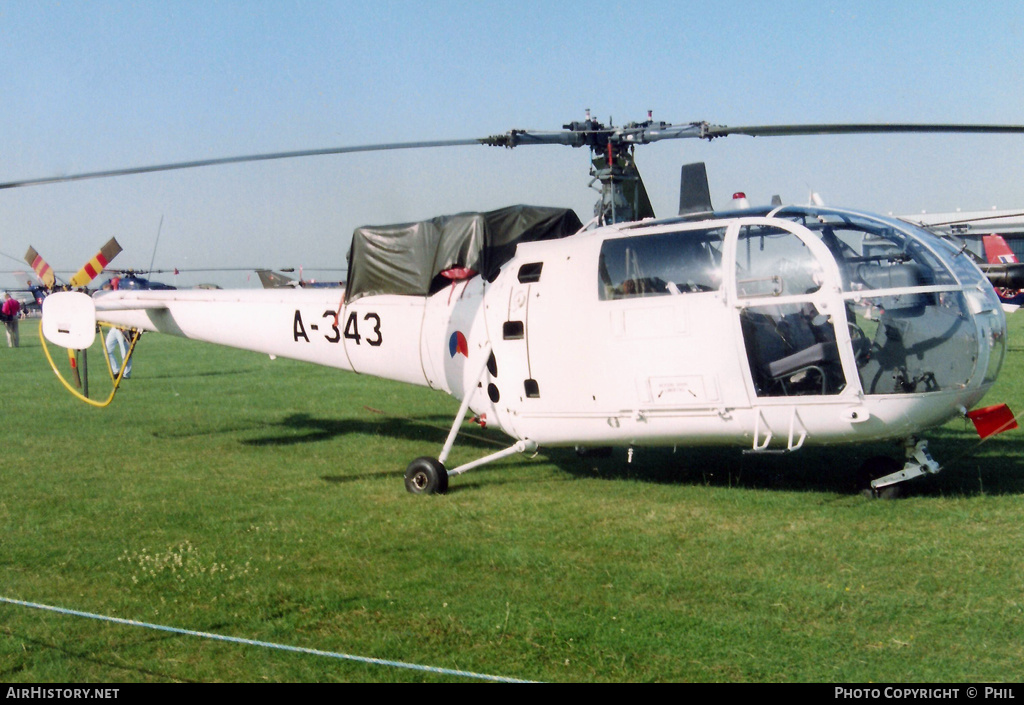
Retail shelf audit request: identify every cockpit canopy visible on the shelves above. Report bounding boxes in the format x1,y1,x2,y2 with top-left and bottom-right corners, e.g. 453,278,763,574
596,206,1005,398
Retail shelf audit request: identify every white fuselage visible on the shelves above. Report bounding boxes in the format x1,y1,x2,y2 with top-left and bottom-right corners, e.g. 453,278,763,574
93,207,1006,453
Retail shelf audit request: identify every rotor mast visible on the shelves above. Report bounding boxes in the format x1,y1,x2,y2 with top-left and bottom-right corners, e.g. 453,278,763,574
482,109,669,224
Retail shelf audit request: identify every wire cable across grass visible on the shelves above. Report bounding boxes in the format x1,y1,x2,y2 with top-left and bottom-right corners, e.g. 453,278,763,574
0,596,537,683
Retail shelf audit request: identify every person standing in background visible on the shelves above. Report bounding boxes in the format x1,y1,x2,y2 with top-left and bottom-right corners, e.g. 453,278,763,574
2,292,21,347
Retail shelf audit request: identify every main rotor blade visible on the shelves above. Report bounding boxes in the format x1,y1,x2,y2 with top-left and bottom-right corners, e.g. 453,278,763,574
0,138,484,190
905,210,1024,228
491,122,1024,148
5,121,1024,190
698,123,1024,139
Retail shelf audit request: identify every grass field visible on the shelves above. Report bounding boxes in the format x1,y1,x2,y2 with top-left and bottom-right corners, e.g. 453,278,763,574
2,316,1024,682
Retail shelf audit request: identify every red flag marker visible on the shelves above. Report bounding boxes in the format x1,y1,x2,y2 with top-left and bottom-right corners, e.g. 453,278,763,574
967,404,1018,439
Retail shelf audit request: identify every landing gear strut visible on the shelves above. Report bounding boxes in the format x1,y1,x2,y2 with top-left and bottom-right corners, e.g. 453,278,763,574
860,438,941,498
859,456,903,499
403,438,540,495
403,342,538,495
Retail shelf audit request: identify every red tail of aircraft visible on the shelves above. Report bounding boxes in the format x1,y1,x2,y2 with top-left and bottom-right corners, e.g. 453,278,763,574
983,234,1024,311
984,233,1019,265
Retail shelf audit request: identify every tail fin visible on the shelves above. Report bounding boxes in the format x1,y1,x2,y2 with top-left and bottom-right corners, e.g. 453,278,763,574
256,269,300,288
69,238,122,288
678,162,713,215
24,246,56,289
983,234,1018,264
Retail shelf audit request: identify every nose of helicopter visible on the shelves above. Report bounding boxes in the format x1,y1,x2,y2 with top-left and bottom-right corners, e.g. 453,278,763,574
964,284,1008,394
762,207,1008,409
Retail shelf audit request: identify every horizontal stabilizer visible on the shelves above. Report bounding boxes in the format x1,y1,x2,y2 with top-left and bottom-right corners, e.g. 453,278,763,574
41,291,97,349
92,295,170,311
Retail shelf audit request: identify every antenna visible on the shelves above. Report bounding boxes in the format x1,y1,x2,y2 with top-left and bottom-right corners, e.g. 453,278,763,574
148,215,164,274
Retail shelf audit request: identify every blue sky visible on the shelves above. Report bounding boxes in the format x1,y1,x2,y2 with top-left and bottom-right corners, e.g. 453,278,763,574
2,0,1023,288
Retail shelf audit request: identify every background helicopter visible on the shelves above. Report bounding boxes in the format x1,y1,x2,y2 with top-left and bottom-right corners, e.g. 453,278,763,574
102,271,177,290
256,268,346,289
20,113,1024,497
897,210,1024,309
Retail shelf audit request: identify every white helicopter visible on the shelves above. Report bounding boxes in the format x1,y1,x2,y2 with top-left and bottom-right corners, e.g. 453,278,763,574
14,113,1024,496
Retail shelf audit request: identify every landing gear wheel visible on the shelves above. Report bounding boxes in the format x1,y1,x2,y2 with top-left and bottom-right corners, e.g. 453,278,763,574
404,457,449,495
858,456,903,500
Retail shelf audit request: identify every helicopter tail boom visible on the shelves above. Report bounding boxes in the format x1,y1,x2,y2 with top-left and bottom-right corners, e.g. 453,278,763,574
39,288,448,392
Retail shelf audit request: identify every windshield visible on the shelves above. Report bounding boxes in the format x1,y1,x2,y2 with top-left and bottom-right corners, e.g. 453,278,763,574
769,207,1000,395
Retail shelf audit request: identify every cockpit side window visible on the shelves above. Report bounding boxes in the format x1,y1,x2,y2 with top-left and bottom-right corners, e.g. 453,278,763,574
735,226,824,298
598,227,725,300
731,225,844,396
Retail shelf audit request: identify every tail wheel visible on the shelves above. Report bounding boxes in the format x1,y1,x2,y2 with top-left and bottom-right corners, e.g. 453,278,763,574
404,457,449,495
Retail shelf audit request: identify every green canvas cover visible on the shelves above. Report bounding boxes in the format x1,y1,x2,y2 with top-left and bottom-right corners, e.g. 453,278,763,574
345,205,582,301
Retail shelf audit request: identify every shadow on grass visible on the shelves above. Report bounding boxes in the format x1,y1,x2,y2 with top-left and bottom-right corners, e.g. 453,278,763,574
244,412,500,485
243,412,1024,498
549,444,874,495
553,428,1024,498
153,420,270,439
142,367,264,381
0,626,199,683
242,412,498,451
